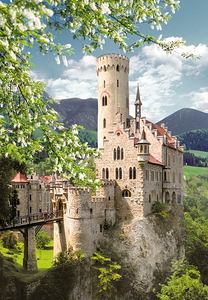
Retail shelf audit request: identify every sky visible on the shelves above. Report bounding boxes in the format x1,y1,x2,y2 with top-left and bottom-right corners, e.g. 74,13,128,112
31,0,208,122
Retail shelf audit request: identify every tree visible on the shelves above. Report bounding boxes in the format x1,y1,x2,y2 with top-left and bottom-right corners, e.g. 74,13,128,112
157,260,208,300
36,230,51,249
91,251,121,297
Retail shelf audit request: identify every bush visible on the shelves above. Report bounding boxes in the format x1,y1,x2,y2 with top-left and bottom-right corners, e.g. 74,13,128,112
53,248,85,266
1,232,18,250
152,201,169,218
36,230,51,249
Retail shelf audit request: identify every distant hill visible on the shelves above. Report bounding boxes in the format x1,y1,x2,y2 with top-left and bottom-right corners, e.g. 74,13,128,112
53,98,97,131
178,129,208,152
157,108,208,135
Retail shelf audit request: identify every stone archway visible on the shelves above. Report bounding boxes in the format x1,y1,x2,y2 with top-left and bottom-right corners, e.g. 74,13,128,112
172,191,176,204
165,191,170,204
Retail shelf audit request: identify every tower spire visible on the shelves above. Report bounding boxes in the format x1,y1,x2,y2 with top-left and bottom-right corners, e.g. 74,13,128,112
135,83,142,131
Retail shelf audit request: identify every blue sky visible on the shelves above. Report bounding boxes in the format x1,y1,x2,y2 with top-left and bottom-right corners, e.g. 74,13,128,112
31,0,208,122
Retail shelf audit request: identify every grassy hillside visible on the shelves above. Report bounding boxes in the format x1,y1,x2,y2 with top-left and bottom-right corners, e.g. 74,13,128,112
186,150,208,159
183,165,208,179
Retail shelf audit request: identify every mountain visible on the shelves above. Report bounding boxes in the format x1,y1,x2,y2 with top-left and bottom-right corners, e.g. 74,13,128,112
157,108,208,135
53,98,98,131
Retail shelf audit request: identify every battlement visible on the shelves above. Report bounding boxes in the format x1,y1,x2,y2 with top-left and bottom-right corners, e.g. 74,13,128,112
68,187,91,195
102,179,116,187
91,196,106,203
97,53,129,73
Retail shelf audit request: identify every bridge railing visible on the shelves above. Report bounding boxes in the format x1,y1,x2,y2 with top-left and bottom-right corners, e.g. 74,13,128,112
0,210,63,230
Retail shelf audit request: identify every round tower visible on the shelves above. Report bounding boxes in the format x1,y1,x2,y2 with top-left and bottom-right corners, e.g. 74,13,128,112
96,54,129,148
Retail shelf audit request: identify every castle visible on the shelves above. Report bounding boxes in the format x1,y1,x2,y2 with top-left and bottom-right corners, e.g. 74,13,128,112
51,54,184,256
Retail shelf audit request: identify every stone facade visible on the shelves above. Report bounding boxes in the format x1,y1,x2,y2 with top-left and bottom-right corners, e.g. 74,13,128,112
11,173,52,218
52,53,184,257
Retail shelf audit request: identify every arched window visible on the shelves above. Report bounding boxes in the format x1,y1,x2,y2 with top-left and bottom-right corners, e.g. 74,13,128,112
133,167,136,179
103,118,106,128
165,191,170,203
106,168,109,180
117,80,119,87
104,65,107,72
116,65,119,72
149,194,151,203
172,191,176,204
164,171,167,182
121,148,124,160
104,95,107,105
119,168,122,179
113,148,116,160
122,189,131,197
117,146,120,160
102,96,104,106
115,168,118,180
129,167,132,179
102,168,105,179
104,80,105,88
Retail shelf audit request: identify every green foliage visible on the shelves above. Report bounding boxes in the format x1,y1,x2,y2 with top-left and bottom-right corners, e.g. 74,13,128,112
53,248,85,266
1,232,18,250
157,260,208,300
36,230,51,250
78,129,97,148
151,201,170,218
91,251,121,297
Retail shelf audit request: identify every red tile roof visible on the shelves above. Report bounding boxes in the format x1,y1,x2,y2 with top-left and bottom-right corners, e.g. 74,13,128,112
148,155,164,166
40,176,52,184
12,172,28,183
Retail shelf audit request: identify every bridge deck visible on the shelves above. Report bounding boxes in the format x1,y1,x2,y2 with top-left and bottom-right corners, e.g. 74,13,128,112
0,211,63,231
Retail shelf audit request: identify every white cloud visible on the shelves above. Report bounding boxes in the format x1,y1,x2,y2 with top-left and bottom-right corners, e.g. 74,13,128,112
187,88,208,112
46,55,97,99
129,39,208,121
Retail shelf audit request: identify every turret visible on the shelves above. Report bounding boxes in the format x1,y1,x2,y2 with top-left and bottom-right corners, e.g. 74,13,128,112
135,83,142,131
96,54,129,148
136,129,150,163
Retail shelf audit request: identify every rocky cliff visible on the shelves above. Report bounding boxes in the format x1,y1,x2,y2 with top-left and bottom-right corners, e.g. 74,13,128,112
0,206,184,300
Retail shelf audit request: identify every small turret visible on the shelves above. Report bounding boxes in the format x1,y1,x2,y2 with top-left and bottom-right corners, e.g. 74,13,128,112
136,129,150,163
135,83,142,131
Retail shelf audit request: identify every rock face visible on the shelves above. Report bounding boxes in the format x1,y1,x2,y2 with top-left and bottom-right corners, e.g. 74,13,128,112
0,208,184,300
66,207,184,300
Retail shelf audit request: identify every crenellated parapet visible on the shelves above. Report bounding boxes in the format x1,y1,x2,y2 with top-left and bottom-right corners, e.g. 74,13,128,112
96,53,129,74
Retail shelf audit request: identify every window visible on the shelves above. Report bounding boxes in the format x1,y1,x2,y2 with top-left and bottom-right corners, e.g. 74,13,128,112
29,194,32,201
104,65,107,72
146,170,149,181
133,167,136,179
103,118,106,128
100,224,103,232
117,146,120,160
115,168,119,180
108,196,111,201
151,171,154,181
149,195,151,203
121,148,124,160
39,208,42,213
30,207,32,214
129,167,132,179
164,171,167,182
106,168,109,180
116,64,119,71
156,171,159,181
173,172,175,183
102,168,105,179
17,210,20,218
117,80,119,87
119,168,122,179
102,96,104,106
90,208,93,214
104,80,105,88
102,96,107,106
113,148,116,160
122,189,131,197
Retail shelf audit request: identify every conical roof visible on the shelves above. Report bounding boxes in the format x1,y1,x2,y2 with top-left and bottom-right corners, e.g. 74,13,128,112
134,83,142,105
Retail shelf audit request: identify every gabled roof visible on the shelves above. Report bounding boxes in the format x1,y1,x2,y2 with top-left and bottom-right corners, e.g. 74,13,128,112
148,155,164,166
40,176,52,184
12,172,28,183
